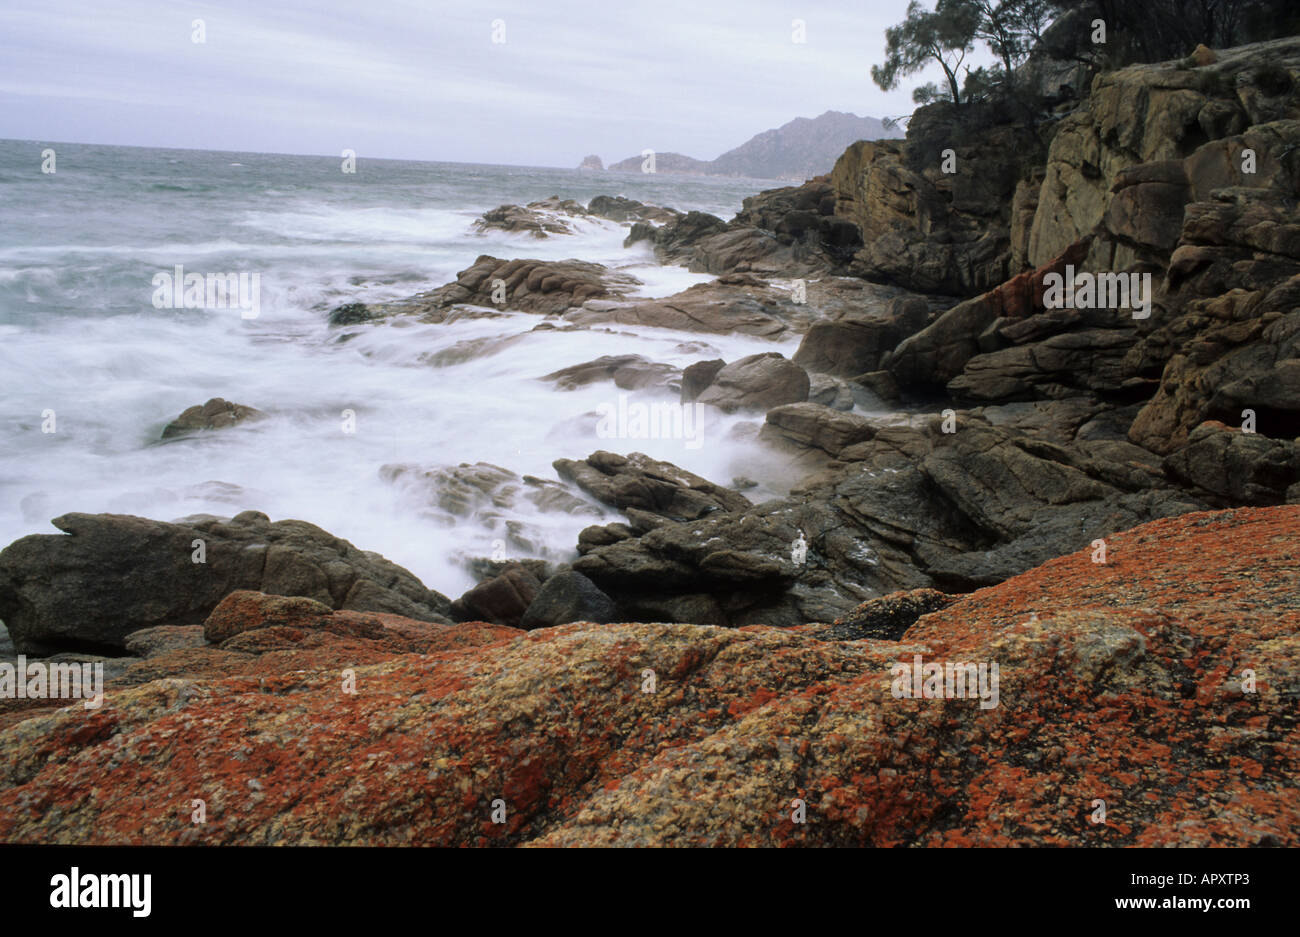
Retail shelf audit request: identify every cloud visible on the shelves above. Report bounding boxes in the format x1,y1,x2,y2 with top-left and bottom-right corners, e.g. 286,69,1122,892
0,0,977,164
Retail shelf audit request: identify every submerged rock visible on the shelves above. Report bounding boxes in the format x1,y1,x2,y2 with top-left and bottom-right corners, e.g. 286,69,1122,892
540,354,681,392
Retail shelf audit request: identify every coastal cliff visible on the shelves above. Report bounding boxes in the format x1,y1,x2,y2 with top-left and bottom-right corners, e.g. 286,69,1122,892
3,36,1299,846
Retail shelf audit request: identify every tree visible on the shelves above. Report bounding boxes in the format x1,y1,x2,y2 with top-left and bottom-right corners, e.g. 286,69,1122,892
872,0,983,106
973,0,1024,77
1008,0,1055,46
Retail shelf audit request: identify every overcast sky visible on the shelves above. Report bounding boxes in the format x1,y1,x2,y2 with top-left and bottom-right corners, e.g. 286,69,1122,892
0,0,973,166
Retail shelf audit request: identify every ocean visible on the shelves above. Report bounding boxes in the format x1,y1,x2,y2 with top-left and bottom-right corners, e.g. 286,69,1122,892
0,139,798,596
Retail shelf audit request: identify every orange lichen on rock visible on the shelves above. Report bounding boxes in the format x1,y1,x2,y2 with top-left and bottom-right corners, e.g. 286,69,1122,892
0,507,1296,846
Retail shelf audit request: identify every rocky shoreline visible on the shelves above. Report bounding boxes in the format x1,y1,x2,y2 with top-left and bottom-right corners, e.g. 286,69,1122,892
2,35,1299,845
0,506,1294,845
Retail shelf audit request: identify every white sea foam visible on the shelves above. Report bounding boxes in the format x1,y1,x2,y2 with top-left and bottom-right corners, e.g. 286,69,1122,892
0,143,783,598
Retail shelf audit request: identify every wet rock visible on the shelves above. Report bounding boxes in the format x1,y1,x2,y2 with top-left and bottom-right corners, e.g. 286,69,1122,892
554,451,751,521
379,462,602,563
574,413,1206,626
852,370,901,403
587,195,678,224
807,374,855,410
472,197,590,238
695,353,810,412
761,402,877,457
1163,421,1300,504
388,256,642,319
0,511,451,654
576,522,634,554
793,295,930,378
627,180,858,276
161,398,265,440
680,359,726,401
566,281,791,337
540,355,680,392
328,302,376,326
449,563,542,628
519,570,616,629
644,211,727,263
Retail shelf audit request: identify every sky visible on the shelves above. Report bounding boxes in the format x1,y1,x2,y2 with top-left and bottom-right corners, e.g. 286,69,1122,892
0,0,979,167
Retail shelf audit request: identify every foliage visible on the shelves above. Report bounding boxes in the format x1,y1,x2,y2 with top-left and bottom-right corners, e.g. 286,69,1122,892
872,0,983,106
875,0,1300,112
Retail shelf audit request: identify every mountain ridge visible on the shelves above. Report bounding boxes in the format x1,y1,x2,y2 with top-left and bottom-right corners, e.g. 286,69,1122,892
599,110,901,181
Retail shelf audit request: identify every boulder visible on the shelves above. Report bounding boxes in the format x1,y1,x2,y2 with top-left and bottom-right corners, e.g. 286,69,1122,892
519,570,617,629
631,181,857,276
1163,421,1300,504
473,197,590,238
680,359,726,401
328,302,377,327
761,402,877,457
695,353,810,412
449,564,542,628
586,195,678,224
852,370,902,403
793,307,904,378
644,211,727,264
807,374,855,410
204,591,343,643
161,398,265,440
540,355,680,392
553,451,751,521
0,511,451,654
566,283,791,337
381,256,641,319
